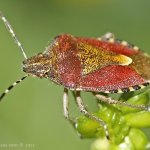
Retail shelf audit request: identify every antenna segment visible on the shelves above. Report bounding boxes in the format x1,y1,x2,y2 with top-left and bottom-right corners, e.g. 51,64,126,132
0,11,27,59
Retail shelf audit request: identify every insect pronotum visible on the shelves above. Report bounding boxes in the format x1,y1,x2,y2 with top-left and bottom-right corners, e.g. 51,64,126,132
0,12,150,140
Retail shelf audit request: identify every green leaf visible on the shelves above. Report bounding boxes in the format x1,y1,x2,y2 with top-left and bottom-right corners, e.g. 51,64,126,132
129,128,149,149
125,111,150,127
76,116,104,138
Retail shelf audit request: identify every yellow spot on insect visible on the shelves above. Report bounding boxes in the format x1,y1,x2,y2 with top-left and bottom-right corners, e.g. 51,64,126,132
121,41,128,46
133,46,139,51
108,38,115,43
129,87,134,91
139,85,145,89
113,55,132,66
97,37,101,41
117,89,123,93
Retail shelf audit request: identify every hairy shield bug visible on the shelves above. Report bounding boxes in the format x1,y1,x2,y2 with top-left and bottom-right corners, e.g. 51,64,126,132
0,12,150,139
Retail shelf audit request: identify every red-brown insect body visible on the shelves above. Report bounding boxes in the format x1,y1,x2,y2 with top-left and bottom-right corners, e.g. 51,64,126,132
2,12,150,140
23,34,150,93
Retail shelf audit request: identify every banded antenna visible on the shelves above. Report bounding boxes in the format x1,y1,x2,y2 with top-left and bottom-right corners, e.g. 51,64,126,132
0,11,28,101
0,75,28,101
0,11,27,59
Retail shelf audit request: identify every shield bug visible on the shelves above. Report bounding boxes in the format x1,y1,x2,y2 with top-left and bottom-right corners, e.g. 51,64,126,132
0,12,150,140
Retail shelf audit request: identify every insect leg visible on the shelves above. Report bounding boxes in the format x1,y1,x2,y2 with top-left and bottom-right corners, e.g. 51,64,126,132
75,91,110,140
0,75,28,101
0,11,27,59
93,93,148,111
63,88,75,125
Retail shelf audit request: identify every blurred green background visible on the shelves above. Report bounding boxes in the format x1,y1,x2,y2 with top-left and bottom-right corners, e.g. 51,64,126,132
0,0,150,150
